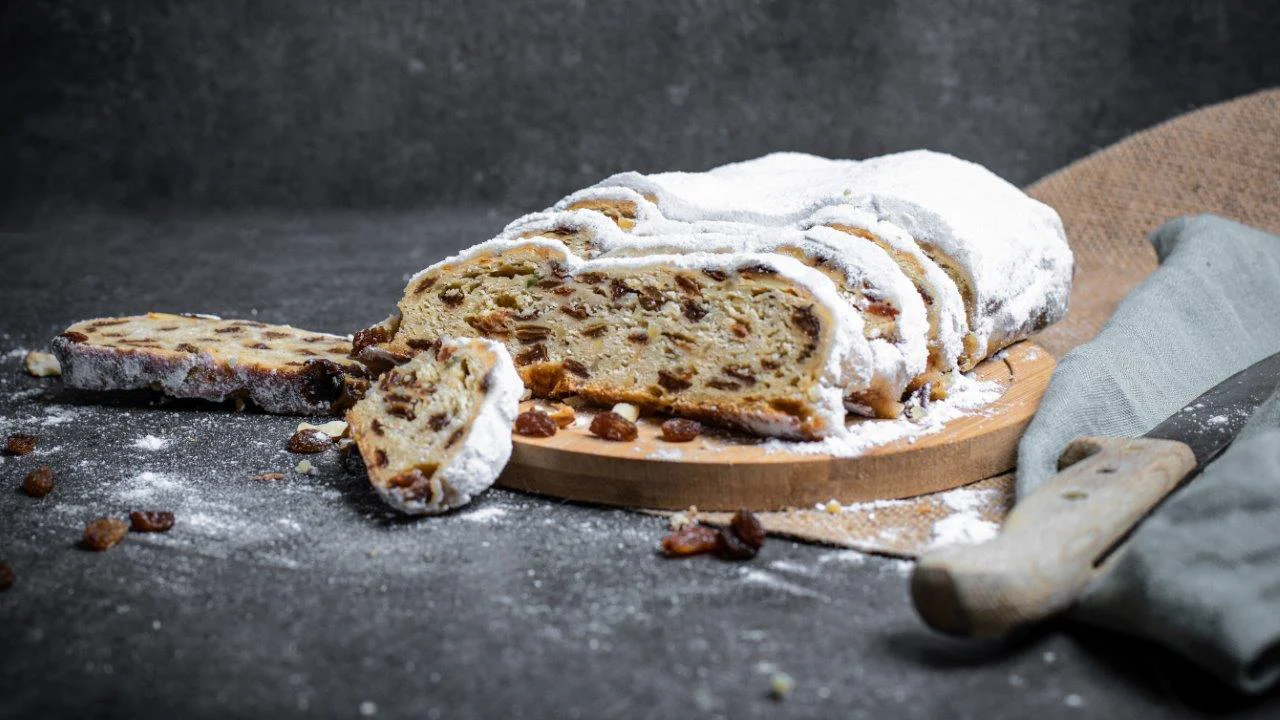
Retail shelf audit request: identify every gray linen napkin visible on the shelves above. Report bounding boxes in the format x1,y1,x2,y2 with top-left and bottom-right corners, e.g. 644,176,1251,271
1017,215,1280,694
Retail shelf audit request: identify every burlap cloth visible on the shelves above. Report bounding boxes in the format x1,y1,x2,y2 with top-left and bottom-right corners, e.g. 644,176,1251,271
691,89,1280,557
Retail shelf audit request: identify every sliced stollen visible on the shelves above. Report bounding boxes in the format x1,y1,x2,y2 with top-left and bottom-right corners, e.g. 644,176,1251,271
549,150,1073,365
356,238,869,439
347,338,521,515
51,313,365,415
506,209,930,416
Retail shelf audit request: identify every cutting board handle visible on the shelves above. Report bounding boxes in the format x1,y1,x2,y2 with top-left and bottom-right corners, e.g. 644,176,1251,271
911,436,1196,637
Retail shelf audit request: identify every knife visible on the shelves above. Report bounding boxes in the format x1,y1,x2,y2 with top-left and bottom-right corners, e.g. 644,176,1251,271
911,349,1280,638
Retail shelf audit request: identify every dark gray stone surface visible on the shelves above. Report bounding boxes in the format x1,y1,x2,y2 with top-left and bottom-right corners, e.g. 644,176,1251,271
4,1,1279,214
2,211,1279,718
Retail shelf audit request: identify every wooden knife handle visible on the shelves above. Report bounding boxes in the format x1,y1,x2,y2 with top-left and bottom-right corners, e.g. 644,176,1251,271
911,436,1196,637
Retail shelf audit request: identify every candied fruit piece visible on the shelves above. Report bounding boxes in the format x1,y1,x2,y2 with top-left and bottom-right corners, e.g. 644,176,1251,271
513,410,558,438
287,428,333,454
130,511,175,533
21,466,55,498
3,433,37,456
83,517,128,551
661,418,702,443
589,412,638,442
660,524,720,558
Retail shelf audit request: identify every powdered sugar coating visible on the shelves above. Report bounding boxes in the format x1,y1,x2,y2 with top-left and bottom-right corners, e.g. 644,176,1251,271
562,150,1072,359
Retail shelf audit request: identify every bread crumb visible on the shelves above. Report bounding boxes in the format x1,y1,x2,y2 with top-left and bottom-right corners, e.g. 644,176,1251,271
769,672,795,700
294,460,314,475
823,499,842,514
24,351,61,377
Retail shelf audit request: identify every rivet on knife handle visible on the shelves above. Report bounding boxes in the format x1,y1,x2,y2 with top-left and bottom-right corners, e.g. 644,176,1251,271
910,436,1196,637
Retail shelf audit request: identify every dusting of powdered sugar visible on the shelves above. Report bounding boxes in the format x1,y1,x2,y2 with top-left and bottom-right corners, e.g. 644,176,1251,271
132,435,170,451
927,485,1000,548
761,372,1003,458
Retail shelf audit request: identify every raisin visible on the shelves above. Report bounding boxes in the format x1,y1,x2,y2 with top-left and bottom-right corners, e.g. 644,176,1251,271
739,263,777,276
575,272,604,285
701,269,728,282
638,287,664,311
406,337,439,351
706,379,741,391
682,300,708,322
657,369,693,392
370,419,385,435
514,410,558,438
581,324,608,338
0,561,12,591
866,301,899,318
299,359,347,405
515,325,552,343
4,433,37,456
372,449,389,468
175,342,200,353
514,344,549,367
247,342,271,350
82,517,128,551
560,303,591,320
262,330,290,339
661,418,702,442
439,287,465,307
21,466,55,498
130,510,175,533
661,524,720,557
552,286,576,296
589,412,638,441
609,279,635,301
352,324,393,354
386,403,417,421
288,428,333,454
731,321,751,339
413,275,437,294
213,326,243,334
562,359,590,378
388,469,436,502
716,527,758,560
466,312,511,337
730,508,766,549
626,331,649,344
791,306,821,340
721,365,757,384
428,413,450,431
250,472,286,481
445,428,465,449
674,275,702,296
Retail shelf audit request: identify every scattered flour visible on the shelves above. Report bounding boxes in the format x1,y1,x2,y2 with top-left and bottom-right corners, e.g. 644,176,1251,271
2,348,30,360
760,373,1003,458
647,448,685,461
929,513,999,548
937,486,996,513
113,471,181,501
739,569,830,601
458,506,508,523
132,435,170,451
41,406,81,426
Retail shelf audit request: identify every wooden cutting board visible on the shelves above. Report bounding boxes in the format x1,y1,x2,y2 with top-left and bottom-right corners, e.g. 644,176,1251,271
497,341,1054,511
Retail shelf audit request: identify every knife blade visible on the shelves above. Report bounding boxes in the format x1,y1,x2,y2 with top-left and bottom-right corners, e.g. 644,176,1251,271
911,349,1280,638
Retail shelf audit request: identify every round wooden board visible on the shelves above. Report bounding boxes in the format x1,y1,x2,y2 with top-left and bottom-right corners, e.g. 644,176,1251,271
497,341,1055,511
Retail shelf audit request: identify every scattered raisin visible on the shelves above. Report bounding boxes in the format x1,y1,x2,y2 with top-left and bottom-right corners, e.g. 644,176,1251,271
250,472,286,481
514,344,549,367
682,300,708,322
82,517,128,551
129,511,175,533
562,359,590,378
287,428,333,454
352,324,393,353
560,303,591,321
716,527,758,560
657,369,693,392
4,433,37,456
730,508,766,549
589,412,638,442
661,419,702,443
514,410,558,438
0,561,12,591
661,524,720,557
21,466,55,498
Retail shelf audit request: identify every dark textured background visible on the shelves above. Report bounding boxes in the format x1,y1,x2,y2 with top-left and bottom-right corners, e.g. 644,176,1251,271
3,0,1279,216
3,2,1280,718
